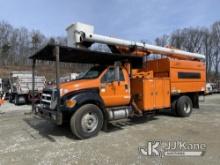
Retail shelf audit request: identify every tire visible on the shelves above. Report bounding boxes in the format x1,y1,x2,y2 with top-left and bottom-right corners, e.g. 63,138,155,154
9,95,13,103
22,96,27,104
176,96,193,117
171,99,178,116
70,104,104,139
15,95,26,105
14,95,19,105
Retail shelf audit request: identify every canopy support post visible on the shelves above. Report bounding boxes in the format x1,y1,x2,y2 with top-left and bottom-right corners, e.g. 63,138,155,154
54,46,61,112
32,59,36,112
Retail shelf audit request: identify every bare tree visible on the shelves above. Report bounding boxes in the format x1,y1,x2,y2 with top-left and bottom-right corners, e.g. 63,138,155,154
201,28,214,78
31,30,46,52
56,36,67,46
211,21,220,78
0,21,13,65
169,29,185,49
170,28,204,53
155,34,169,47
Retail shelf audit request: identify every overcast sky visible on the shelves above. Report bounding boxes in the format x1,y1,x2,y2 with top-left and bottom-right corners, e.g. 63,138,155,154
0,0,219,41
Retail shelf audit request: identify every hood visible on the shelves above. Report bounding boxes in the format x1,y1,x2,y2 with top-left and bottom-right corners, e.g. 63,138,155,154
59,79,99,96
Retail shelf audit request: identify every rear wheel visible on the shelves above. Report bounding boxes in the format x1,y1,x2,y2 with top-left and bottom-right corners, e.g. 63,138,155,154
9,94,14,103
176,96,193,117
14,95,19,105
171,99,177,115
70,104,104,139
14,95,26,105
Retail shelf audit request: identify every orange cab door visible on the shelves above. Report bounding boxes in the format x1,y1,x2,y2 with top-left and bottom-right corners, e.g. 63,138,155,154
100,67,130,107
114,68,131,105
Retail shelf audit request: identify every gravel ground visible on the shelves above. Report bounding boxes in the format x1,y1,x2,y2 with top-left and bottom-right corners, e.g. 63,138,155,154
0,94,220,165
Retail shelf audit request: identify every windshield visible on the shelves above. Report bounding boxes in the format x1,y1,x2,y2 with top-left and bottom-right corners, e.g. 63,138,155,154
77,66,106,80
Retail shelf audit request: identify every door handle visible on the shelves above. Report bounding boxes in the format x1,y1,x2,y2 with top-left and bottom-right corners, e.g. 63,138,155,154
125,84,128,90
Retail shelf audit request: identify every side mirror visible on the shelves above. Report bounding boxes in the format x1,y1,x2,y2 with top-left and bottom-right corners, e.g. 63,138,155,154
114,61,120,82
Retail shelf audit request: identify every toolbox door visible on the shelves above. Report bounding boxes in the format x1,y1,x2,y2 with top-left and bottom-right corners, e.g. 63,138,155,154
143,79,154,110
154,79,164,108
163,79,170,108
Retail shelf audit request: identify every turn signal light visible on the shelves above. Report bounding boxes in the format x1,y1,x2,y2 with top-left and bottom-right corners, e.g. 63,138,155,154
65,99,76,108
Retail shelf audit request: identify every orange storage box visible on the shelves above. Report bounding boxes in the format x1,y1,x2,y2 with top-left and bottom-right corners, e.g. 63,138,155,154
131,78,170,111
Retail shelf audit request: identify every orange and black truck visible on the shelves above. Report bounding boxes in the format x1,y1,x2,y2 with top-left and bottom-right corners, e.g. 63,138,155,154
31,23,206,139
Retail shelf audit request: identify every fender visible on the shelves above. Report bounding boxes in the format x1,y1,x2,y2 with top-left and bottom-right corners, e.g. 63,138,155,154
61,88,108,118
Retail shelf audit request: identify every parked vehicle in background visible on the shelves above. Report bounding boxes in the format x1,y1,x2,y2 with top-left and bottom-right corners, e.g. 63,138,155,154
70,73,79,80
0,78,10,99
206,82,220,94
60,73,79,83
206,83,213,95
210,83,218,93
214,80,220,93
9,71,46,105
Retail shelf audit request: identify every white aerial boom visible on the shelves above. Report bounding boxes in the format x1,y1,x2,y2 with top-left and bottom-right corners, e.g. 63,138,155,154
66,22,205,61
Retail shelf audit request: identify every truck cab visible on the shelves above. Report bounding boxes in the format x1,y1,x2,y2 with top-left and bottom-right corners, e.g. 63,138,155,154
42,65,130,107
37,63,133,139
58,65,131,107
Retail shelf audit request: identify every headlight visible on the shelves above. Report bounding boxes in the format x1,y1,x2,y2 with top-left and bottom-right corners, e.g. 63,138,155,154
65,99,76,108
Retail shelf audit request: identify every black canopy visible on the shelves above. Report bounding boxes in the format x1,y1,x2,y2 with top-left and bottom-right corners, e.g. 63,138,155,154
29,44,143,68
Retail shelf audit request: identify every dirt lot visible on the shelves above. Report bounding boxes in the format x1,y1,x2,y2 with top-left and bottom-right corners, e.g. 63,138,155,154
0,94,220,165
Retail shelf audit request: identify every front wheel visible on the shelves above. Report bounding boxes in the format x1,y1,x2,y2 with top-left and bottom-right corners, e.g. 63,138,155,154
70,104,104,139
176,96,193,117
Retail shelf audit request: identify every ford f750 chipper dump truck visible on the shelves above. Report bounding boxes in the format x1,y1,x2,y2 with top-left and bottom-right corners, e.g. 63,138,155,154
30,22,206,139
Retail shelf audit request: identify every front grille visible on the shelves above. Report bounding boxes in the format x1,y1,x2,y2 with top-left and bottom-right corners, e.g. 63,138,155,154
41,88,57,110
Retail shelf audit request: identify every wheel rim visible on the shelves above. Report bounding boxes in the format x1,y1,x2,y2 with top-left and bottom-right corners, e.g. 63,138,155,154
183,102,191,113
81,112,98,133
